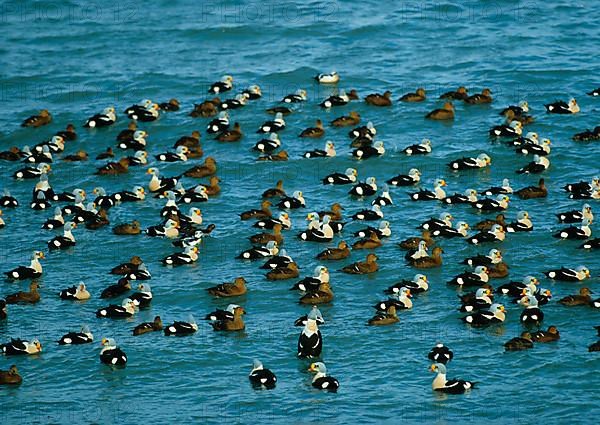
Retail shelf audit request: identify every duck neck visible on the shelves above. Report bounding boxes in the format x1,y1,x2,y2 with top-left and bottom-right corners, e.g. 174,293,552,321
432,372,447,389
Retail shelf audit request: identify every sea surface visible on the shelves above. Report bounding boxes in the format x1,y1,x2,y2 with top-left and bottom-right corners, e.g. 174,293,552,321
1,0,599,424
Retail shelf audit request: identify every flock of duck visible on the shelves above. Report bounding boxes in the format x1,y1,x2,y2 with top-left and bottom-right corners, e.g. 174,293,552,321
1,72,599,393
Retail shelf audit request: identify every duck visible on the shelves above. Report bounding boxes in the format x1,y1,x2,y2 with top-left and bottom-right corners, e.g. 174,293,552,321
322,168,358,185
428,344,454,365
349,177,377,197
559,287,593,306
410,247,443,268
0,147,22,161
47,222,76,250
257,113,286,133
298,280,333,304
440,86,469,100
482,179,513,196
30,190,52,210
95,157,129,175
398,230,434,251
249,223,284,246
277,191,305,209
209,75,233,94
515,178,547,199
298,308,323,358
504,332,534,351
178,185,208,204
461,303,506,327
127,263,152,280
319,89,357,108
557,204,593,224
0,365,22,385
489,120,523,137
410,178,447,201
240,200,272,220
464,88,492,104
1,338,42,355
22,144,53,163
572,126,600,142
262,180,286,198
124,99,152,117
13,163,51,180
5,282,40,304
58,326,93,345
298,120,325,139
190,97,221,117
315,71,340,84
517,153,551,174
316,241,351,260
384,274,429,296
402,139,432,156
564,179,600,196
164,316,199,336
100,338,127,367
544,266,590,282
110,256,143,275
496,275,539,297
210,305,245,331
254,212,291,230
443,189,478,205
100,278,131,298
34,135,65,154
116,121,137,142
155,146,188,162
449,153,491,170
405,240,429,261
399,88,426,102
281,89,307,103
128,283,152,308
308,362,339,392
432,222,470,239
341,253,378,274
0,190,18,208
553,218,592,240
291,266,329,292
147,168,179,193
519,295,544,326
220,94,248,110
132,103,160,122
298,215,334,242
215,122,242,142
425,102,454,120
0,210,4,228
374,288,413,312
353,232,382,250
365,91,393,106
579,238,600,250
59,281,90,301
84,107,116,128
545,98,579,114
462,249,503,268
21,109,52,127
257,151,289,161
473,195,510,212
459,288,493,312
159,98,180,111
475,214,506,232
146,219,180,238
517,138,552,156
207,277,247,297
206,111,230,134
260,249,293,270
113,220,141,235
430,363,474,394
506,211,533,232
352,141,385,159
468,224,505,245
133,316,163,336
237,241,279,260
249,360,277,389
368,305,399,326
162,246,199,266
352,204,384,221
387,168,421,187
349,122,376,139
95,299,136,318
303,141,335,158
331,111,360,127
62,150,88,162
448,266,489,287
318,203,344,221
529,326,560,343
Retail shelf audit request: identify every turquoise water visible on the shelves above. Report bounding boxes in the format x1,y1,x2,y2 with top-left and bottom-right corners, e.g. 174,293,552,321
1,0,600,423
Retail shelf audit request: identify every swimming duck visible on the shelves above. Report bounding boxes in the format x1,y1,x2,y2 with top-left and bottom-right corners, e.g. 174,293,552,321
110,256,143,275
352,141,385,159
267,262,300,281
482,179,513,196
331,111,360,127
504,332,534,351
518,138,552,156
559,287,593,306
5,281,40,304
1,338,42,355
448,266,489,287
308,362,339,392
319,89,357,108
127,263,151,283
113,220,142,235
374,287,413,312
425,102,454,120
517,155,550,174
220,94,248,110
399,230,434,251
315,71,340,84
100,278,131,298
349,122,377,140
515,178,547,199
159,98,180,111
461,303,506,327
177,185,208,204
277,191,305,209
399,88,426,102
462,249,503,268
95,298,136,318
468,224,505,245
258,113,286,133
500,101,529,117
13,162,51,180
572,126,600,142
21,109,52,127
553,218,592,240
162,246,199,266
443,189,478,205
352,231,382,249
464,88,492,104
95,157,129,175
531,326,560,342
318,203,344,221
579,238,600,250
428,344,454,365
190,98,221,117
368,305,399,326
249,360,277,389
259,249,293,270
349,177,377,197
133,316,163,336
489,120,523,137
84,107,116,128
240,200,272,220
155,146,188,162
165,316,199,336
0,147,22,161
298,307,323,358
124,99,152,118
557,204,593,224
92,187,114,210
544,266,590,282
249,223,284,245
384,274,429,296
47,222,76,250
402,139,432,156
282,89,307,103
290,266,329,292
410,179,447,201
100,338,127,367
146,219,180,238
30,190,52,210
206,112,230,134
440,87,469,100
410,247,444,268
95,147,114,160
545,98,579,114
262,180,286,199
128,283,152,308
430,363,473,394
59,281,90,300
216,122,242,142
448,153,491,170
58,326,93,345
322,168,358,185
387,168,421,186
298,215,334,242
365,91,393,106
506,211,533,232
474,214,507,231
207,277,247,297
496,275,539,297
303,141,335,158
0,365,22,385
519,295,544,327
316,241,351,260
147,168,179,193
62,150,89,162
473,195,510,212
34,135,65,154
22,145,53,163
257,150,289,161
237,241,279,260
565,179,599,198
131,103,160,122
459,288,493,313
405,240,429,261
254,212,291,230
0,210,4,228
341,253,379,274
352,205,384,221
209,75,233,94
210,306,245,331
0,190,18,208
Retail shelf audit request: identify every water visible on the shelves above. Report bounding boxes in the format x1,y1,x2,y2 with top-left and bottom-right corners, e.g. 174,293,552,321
1,0,600,423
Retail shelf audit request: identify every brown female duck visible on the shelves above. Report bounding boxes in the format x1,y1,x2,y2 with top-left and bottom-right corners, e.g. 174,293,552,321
299,282,334,305
410,247,443,268
341,253,378,274
0,365,22,385
316,241,351,260
425,102,454,120
249,223,284,245
299,120,325,138
368,305,399,326
5,282,40,304
399,88,426,102
331,111,360,127
365,91,392,106
207,277,247,297
352,233,382,250
262,180,286,198
184,157,217,178
113,220,141,235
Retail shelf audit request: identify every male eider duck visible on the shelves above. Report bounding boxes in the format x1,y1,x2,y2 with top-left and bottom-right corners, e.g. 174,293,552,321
430,363,473,394
58,326,93,345
257,113,285,133
47,222,76,250
100,338,127,367
544,266,590,282
443,189,478,205
519,295,544,327
249,360,277,389
517,138,551,156
368,305,399,326
579,238,600,250
553,218,592,240
374,288,412,312
303,141,335,158
399,88,426,102
155,146,189,162
220,94,248,110
387,168,421,186
467,224,505,245
162,246,199,266
308,362,339,392
448,153,491,170
164,316,199,336
402,139,432,156
0,365,22,385
504,332,534,351
410,179,447,201
13,162,51,180
277,191,305,209
5,251,44,280
282,89,307,103
298,307,323,358
209,75,233,94
95,298,136,319
159,98,180,111
341,253,378,274
448,266,489,287
237,241,279,260
1,338,42,356
315,71,340,84
349,177,377,197
323,168,357,185
365,91,392,106
84,107,116,128
489,120,522,138
352,141,385,159
21,109,52,127
128,283,152,308
506,211,533,232
133,316,163,336
461,303,506,327
545,98,579,114
59,281,90,301
425,102,454,120
254,212,291,230
557,201,594,223
428,344,453,364
496,275,539,297
517,154,550,174
464,88,492,104
459,287,493,312
473,195,510,212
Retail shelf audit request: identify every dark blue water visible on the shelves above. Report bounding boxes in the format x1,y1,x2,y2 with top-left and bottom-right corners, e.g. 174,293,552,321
1,1,600,423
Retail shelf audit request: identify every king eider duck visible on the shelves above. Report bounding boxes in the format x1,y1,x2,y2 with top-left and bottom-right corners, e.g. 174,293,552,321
21,109,52,127
544,266,590,282
323,168,357,185
352,205,384,221
464,88,492,104
468,224,505,245
443,189,477,205
210,305,245,331
461,303,506,327
298,215,334,243
459,288,493,312
410,179,446,201
399,88,426,102
95,298,136,319
162,246,199,266
253,212,291,230
482,178,513,196
59,281,90,301
349,177,377,197
506,211,533,232
0,365,22,385
209,75,233,94
496,275,539,298
517,138,551,156
237,241,278,260
315,71,340,84
545,98,579,114
303,141,335,158
489,120,523,137
428,344,454,364
253,133,281,153
124,99,152,117
384,274,429,295
553,218,592,240
448,266,489,287
1,338,42,356
298,307,323,358
282,89,307,103
387,168,421,186
100,338,127,367
47,222,76,250
220,95,248,111
84,107,116,128
579,238,600,250
365,91,393,106
557,204,593,224
425,102,454,120
0,190,18,208
277,191,305,209
155,146,189,162
352,141,385,159
133,316,163,336
164,316,199,336
373,287,413,312
129,284,152,308
13,162,51,180
517,154,550,174
206,111,229,134
473,195,510,212
308,362,339,392
257,113,286,133
430,363,474,394
5,251,44,280
402,139,432,156
519,295,544,327
354,221,391,239
249,360,277,389
448,153,491,170
290,266,329,292
372,184,393,206
58,326,93,345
